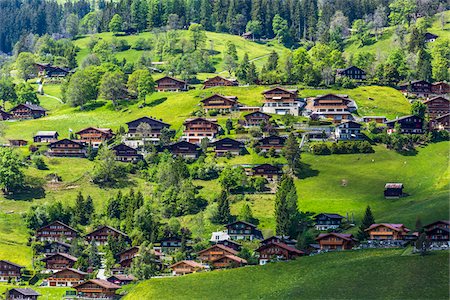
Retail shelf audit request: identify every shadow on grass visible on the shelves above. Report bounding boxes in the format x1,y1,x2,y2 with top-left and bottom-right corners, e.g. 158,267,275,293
142,97,168,108
297,162,319,179
80,101,107,111
5,184,46,201
396,148,418,156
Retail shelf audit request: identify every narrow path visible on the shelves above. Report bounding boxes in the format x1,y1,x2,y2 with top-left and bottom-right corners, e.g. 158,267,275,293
299,133,308,149
43,93,63,104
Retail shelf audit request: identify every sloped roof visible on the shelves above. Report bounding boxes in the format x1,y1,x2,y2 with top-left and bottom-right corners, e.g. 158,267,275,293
316,233,355,241
34,131,58,136
74,279,121,290
53,268,88,276
211,254,247,264
256,242,304,255
108,274,136,281
364,223,410,232
86,225,128,238
155,76,187,84
41,252,78,262
75,127,112,135
0,260,25,269
262,86,298,95
423,96,450,104
9,288,40,296
225,220,258,229
385,183,403,189
197,244,238,255
315,213,345,220
15,103,47,111
384,115,422,124
126,116,170,127
37,220,79,234
170,260,205,269
424,220,450,229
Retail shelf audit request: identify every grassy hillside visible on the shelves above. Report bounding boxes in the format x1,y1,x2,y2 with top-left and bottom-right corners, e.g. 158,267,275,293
123,249,449,300
344,11,450,58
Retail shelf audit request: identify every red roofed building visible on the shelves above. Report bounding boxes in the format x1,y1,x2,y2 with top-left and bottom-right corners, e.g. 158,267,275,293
256,242,304,265
41,253,77,270
107,274,136,285
203,76,238,89
197,244,238,263
316,233,356,250
155,76,188,91
36,221,79,242
211,255,247,269
76,127,114,148
170,260,206,276
365,224,411,240
47,268,87,287
182,118,220,144
201,94,241,113
73,279,120,299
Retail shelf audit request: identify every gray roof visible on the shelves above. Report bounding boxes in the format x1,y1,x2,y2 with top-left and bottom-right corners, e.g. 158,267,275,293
10,288,41,296
35,131,58,136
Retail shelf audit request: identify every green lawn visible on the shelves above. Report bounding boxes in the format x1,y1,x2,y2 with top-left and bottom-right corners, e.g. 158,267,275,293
124,249,449,300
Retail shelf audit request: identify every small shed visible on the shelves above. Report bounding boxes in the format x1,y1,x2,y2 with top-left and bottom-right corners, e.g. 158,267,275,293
384,183,404,198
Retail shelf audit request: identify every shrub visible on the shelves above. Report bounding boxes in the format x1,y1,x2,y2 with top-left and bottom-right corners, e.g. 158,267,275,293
311,143,331,155
32,156,48,170
208,109,218,116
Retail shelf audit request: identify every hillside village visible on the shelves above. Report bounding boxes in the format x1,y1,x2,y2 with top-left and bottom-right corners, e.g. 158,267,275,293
0,0,449,299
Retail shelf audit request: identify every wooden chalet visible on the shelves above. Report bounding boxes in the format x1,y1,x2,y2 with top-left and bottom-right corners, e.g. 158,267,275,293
0,260,24,282
431,82,450,94
256,135,286,152
165,141,200,159
211,138,245,156
159,237,183,253
256,242,304,265
211,255,247,269
225,221,263,241
384,183,404,198
107,274,136,286
36,221,79,242
423,96,450,120
73,279,120,299
334,121,364,140
307,94,355,124
314,213,345,231
251,164,282,182
424,220,449,242
200,94,240,112
242,111,271,127
203,76,238,89
260,236,297,247
33,131,59,143
10,103,46,119
182,117,220,144
170,260,206,276
8,139,27,147
155,76,188,91
126,116,170,143
76,127,114,148
85,225,129,246
385,115,424,134
429,113,450,132
360,116,387,124
47,268,87,287
261,86,300,116
118,246,140,268
41,253,77,270
424,32,438,43
6,288,40,300
0,109,11,120
365,223,411,240
41,241,72,256
315,233,356,250
197,244,238,263
399,80,432,98
336,66,366,80
47,139,86,158
112,144,143,163
35,63,70,77
215,239,242,252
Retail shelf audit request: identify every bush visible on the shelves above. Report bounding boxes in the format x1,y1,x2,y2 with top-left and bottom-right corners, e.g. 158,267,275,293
311,143,331,155
133,38,152,50
311,141,373,155
208,109,219,116
32,156,48,170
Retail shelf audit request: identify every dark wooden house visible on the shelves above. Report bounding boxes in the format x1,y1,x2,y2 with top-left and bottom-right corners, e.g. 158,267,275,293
314,213,345,231
251,164,282,181
126,116,170,141
118,246,140,268
170,260,205,276
336,66,366,80
257,135,286,152
73,279,120,299
225,221,263,241
182,117,220,144
423,96,450,120
41,253,77,270
424,32,438,42
47,268,87,287
384,183,404,198
107,274,136,286
197,244,238,262
47,139,86,157
316,233,356,250
8,139,28,147
399,80,432,98
164,141,200,159
112,144,143,162
306,94,355,124
159,237,182,253
0,109,11,120
215,239,242,252
41,241,72,256
256,242,304,265
36,221,79,242
0,260,24,282
260,236,297,247
201,94,240,112
33,131,59,143
430,113,450,132
155,76,188,91
36,63,70,77
10,103,46,119
242,111,271,127
211,255,247,269
261,86,300,116
211,138,245,156
6,288,40,300
76,127,114,148
85,225,129,246
431,82,450,94
203,76,238,89
424,220,449,242
334,121,363,140
385,115,424,134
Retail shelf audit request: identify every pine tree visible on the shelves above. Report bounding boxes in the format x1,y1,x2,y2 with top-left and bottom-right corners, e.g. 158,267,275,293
72,192,85,225
415,232,430,256
284,133,300,173
215,190,231,224
357,205,375,241
238,202,257,224
236,53,250,82
415,217,423,233
87,240,101,268
247,62,258,84
266,50,279,71
83,195,94,225
275,175,298,236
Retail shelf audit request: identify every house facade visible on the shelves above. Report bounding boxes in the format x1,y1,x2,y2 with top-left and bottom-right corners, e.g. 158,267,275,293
181,118,220,144
201,94,240,112
164,141,200,159
6,288,40,300
251,164,282,182
85,226,129,246
197,244,238,262
0,260,24,282
47,139,86,157
36,221,79,242
335,121,363,140
257,135,286,152
307,94,356,124
360,116,388,124
256,242,303,265
429,113,450,132
423,96,450,120
314,213,345,231
424,220,449,242
399,80,432,98
385,115,424,134
0,109,12,120
155,76,188,91
73,279,120,299
33,131,59,143
211,138,245,156
107,274,136,286
242,111,271,127
225,221,263,241
118,246,140,268
365,223,411,240
159,237,182,253
211,255,247,269
76,127,114,148
126,117,170,144
431,82,450,95
170,260,205,276
316,233,356,250
261,87,301,116
41,253,77,270
46,268,87,287
112,144,143,162
336,66,366,80
10,103,46,119
203,76,238,89
384,183,404,198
